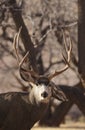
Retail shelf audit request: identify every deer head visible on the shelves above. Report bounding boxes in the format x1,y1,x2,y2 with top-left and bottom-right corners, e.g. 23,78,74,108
13,28,72,104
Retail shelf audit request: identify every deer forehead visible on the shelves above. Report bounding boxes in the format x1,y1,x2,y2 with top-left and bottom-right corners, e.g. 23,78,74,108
28,76,50,89
36,77,50,85
29,82,49,90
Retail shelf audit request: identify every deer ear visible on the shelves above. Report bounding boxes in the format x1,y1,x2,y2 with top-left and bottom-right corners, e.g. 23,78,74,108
19,68,34,82
51,82,67,101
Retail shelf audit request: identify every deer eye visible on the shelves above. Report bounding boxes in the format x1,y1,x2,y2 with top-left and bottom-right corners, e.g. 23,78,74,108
43,80,49,86
36,82,39,86
29,84,33,89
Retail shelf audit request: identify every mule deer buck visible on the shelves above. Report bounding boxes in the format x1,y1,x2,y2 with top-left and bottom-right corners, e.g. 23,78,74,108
0,29,72,130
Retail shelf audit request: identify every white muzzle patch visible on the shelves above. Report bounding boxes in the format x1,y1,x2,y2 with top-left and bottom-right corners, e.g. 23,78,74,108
28,83,51,104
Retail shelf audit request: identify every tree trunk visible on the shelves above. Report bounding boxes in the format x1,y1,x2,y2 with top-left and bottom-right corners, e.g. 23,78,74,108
8,0,38,72
78,0,85,86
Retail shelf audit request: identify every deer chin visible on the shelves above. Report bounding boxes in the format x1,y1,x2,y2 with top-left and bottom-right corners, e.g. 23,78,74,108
40,95,51,104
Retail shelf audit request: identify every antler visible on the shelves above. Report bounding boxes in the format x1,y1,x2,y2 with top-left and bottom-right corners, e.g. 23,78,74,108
48,30,72,80
13,27,39,81
13,28,72,82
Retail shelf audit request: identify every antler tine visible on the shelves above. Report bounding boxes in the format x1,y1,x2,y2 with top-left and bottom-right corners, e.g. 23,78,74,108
13,27,22,64
48,30,72,80
62,29,72,65
62,29,68,54
13,27,29,70
19,51,29,69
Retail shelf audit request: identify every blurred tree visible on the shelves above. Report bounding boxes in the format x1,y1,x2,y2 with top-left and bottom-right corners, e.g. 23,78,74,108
78,0,85,87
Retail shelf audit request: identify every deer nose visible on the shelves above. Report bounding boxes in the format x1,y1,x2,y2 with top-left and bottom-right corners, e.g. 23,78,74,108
41,91,48,98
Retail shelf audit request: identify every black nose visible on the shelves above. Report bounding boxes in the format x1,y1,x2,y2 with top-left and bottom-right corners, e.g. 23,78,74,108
41,91,48,98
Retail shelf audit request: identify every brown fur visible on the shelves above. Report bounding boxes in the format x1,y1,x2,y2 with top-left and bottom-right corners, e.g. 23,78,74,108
0,92,49,130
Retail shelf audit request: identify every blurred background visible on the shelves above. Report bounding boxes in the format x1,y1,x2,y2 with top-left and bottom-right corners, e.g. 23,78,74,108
0,0,85,130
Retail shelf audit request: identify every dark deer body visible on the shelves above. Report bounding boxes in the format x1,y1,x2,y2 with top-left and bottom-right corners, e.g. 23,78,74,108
0,91,49,130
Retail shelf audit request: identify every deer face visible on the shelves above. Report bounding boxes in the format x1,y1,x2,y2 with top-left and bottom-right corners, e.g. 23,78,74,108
28,77,51,105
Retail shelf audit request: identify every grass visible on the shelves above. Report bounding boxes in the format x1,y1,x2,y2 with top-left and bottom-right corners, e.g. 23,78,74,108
32,122,85,130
